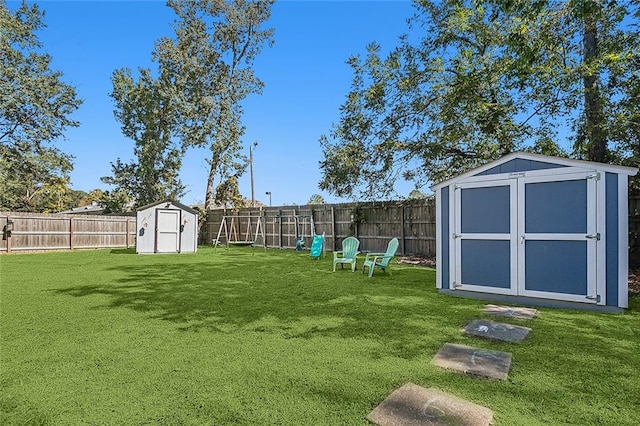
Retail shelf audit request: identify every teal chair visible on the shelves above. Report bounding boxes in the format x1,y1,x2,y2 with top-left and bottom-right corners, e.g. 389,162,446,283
362,238,399,277
333,237,360,272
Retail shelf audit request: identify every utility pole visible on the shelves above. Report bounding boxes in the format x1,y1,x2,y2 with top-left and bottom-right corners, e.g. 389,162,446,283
250,141,258,207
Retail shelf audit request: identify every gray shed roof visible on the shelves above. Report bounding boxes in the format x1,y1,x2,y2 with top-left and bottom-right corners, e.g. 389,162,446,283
136,198,199,215
431,152,637,191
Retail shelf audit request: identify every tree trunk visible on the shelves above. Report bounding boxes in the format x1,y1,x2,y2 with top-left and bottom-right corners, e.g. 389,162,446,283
205,161,217,211
583,8,607,163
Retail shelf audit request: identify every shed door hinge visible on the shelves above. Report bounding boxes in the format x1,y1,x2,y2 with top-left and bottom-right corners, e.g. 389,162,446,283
586,233,601,240
452,233,461,239
586,294,600,302
452,282,462,289
587,172,601,181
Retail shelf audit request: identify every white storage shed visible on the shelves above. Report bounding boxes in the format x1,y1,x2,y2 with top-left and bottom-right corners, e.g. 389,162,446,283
136,199,198,254
432,152,637,312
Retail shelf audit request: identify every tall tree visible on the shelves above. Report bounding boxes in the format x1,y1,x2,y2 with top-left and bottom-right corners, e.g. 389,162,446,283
0,0,81,149
103,67,185,209
154,0,274,210
0,0,82,211
319,0,639,199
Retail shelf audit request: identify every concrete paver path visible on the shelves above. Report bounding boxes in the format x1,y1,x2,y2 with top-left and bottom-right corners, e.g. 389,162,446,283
432,343,512,380
368,383,494,426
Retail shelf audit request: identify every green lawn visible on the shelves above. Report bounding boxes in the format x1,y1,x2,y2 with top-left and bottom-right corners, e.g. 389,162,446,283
1,246,639,425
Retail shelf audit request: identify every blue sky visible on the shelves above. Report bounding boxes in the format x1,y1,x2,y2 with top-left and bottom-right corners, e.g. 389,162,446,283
20,0,418,206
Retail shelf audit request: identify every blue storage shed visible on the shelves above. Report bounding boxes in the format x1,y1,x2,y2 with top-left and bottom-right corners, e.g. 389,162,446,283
432,152,637,312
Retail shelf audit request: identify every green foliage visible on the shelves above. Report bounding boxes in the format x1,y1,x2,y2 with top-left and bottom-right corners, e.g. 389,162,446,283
0,142,74,212
0,0,82,212
99,188,134,214
0,0,81,148
104,67,186,209
154,0,275,209
1,248,639,425
307,193,325,204
80,188,105,205
408,189,428,199
319,0,639,199
214,175,247,211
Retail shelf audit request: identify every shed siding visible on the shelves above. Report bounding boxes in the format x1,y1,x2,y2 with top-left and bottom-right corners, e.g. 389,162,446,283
136,208,157,254
441,187,450,289
606,172,619,307
178,209,197,253
477,159,566,176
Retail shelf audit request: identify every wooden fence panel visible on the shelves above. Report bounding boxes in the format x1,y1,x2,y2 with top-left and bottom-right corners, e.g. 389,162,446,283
356,204,403,253
4,192,636,260
1,212,136,253
403,202,437,256
202,194,638,260
203,200,438,256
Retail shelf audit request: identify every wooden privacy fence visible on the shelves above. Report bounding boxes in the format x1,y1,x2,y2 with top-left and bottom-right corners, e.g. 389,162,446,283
203,200,437,256
206,195,640,262
2,194,637,260
1,212,136,253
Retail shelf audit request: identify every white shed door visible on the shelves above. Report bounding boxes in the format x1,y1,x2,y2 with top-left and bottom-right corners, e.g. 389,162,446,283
156,209,180,253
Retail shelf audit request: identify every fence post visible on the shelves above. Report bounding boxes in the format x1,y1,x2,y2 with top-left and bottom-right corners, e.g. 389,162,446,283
125,218,130,248
278,209,283,248
69,217,74,250
401,204,406,255
6,216,11,254
330,206,336,250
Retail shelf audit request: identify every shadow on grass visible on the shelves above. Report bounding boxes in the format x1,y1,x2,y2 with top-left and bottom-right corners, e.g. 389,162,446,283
53,247,640,371
41,248,640,424
53,249,470,358
109,248,136,255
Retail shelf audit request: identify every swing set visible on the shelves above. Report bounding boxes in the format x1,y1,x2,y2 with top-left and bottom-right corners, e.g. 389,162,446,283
213,211,324,257
262,213,318,250
214,214,265,250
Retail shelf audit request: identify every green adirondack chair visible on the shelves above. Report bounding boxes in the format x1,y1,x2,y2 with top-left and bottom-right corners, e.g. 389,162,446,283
333,236,360,272
362,238,399,277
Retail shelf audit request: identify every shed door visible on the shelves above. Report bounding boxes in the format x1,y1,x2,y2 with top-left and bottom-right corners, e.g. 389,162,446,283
517,172,598,303
453,179,518,295
156,209,181,253
452,171,598,304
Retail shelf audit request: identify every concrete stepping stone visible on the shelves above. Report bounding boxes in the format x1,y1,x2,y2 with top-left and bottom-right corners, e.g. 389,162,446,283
432,343,512,380
482,304,538,319
368,383,493,426
462,319,531,343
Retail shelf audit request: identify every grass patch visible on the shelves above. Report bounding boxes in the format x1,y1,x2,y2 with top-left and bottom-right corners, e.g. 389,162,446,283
1,246,639,425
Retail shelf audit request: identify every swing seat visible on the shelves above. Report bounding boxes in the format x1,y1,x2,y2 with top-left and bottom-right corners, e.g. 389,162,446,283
228,241,254,247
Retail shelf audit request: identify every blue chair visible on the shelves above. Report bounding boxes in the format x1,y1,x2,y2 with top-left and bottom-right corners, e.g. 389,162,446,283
333,237,360,272
362,238,399,277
